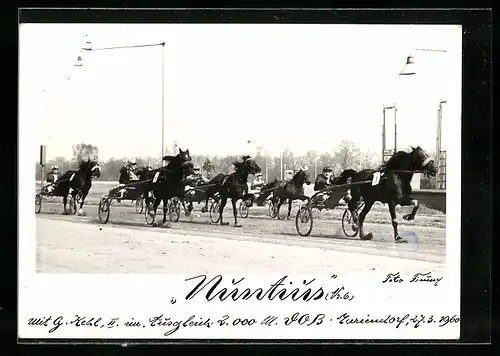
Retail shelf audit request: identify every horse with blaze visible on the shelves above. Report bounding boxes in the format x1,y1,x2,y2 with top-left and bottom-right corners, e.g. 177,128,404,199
48,158,101,215
334,146,438,242
201,155,261,227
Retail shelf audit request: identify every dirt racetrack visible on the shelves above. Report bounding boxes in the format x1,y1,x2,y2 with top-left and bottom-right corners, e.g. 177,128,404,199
36,201,446,274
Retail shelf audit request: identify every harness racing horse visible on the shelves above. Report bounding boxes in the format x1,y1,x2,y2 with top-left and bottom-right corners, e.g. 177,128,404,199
143,148,194,227
253,179,280,206
273,169,312,220
201,155,261,227
50,158,101,215
335,146,438,243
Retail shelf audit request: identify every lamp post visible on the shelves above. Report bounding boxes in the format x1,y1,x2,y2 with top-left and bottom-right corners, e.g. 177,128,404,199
74,40,167,165
382,104,397,163
398,47,448,188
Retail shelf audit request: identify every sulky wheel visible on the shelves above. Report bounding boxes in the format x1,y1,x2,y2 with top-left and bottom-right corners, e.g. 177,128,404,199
68,195,77,215
168,198,181,223
98,196,111,224
35,194,42,214
295,206,313,237
209,199,221,223
238,200,249,219
145,200,155,225
135,197,144,214
341,208,359,237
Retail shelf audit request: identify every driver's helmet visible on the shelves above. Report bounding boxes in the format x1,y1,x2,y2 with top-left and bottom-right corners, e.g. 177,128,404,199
51,165,59,172
323,166,333,178
255,172,263,178
193,165,201,173
127,158,137,168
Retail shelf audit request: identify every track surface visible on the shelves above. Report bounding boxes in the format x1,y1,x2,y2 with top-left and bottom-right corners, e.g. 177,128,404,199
36,201,446,274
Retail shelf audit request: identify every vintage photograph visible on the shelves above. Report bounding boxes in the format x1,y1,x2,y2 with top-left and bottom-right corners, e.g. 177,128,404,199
21,23,460,276
18,20,464,340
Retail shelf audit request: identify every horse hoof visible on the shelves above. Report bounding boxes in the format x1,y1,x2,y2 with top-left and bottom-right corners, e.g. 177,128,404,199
221,222,229,226
234,224,242,228
395,236,408,243
403,214,413,221
62,211,69,215
164,223,172,228
360,233,373,241
286,216,291,220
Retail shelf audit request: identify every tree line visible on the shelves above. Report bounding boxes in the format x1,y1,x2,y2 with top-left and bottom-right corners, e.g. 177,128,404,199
35,141,437,188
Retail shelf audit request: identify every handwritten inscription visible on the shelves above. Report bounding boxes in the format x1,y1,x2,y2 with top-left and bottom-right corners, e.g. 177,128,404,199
26,312,460,336
184,274,354,302
382,272,443,286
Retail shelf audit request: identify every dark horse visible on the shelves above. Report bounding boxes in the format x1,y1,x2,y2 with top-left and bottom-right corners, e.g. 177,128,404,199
253,179,280,206
335,146,438,242
273,169,311,220
201,155,261,227
143,148,194,227
48,158,101,215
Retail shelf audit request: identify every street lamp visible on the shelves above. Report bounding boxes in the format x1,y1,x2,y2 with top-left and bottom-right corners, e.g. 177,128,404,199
382,104,397,163
73,40,167,165
399,48,447,76
398,47,448,188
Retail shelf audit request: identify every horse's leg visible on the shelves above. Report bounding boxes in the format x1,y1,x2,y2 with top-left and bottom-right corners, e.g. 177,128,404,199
231,199,241,227
286,198,293,220
358,200,375,240
219,197,229,225
388,200,406,243
150,193,161,227
201,193,210,213
276,198,284,219
78,191,88,216
402,196,419,221
162,197,169,226
62,194,69,215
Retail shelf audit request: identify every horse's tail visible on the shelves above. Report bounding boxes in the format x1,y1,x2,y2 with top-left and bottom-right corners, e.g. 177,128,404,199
334,169,358,185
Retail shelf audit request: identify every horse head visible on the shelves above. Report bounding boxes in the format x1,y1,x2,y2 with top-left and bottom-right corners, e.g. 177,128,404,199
79,158,101,179
294,167,311,186
410,146,438,177
163,147,194,178
240,155,261,176
333,169,357,185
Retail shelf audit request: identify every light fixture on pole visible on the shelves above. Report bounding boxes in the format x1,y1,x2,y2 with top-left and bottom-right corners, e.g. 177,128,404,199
382,104,397,163
73,39,166,165
398,47,448,188
399,48,447,76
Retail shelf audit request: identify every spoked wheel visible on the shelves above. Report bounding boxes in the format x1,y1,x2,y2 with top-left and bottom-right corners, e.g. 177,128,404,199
145,200,156,225
268,201,277,218
168,198,181,223
35,194,42,214
135,197,144,214
341,208,359,237
98,196,111,224
210,199,221,223
295,206,313,237
239,200,249,219
68,195,77,215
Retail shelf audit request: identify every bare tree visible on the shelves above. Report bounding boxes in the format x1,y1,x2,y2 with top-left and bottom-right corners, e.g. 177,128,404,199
333,140,361,170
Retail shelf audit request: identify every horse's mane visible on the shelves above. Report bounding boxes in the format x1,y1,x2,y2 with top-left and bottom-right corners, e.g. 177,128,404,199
233,155,252,173
385,151,412,170
78,159,91,171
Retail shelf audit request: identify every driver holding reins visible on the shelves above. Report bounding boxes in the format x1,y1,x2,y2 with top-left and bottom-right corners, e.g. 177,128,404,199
314,166,352,209
115,158,140,200
43,165,59,193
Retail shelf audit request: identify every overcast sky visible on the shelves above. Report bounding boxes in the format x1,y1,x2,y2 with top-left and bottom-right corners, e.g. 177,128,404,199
19,23,462,161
